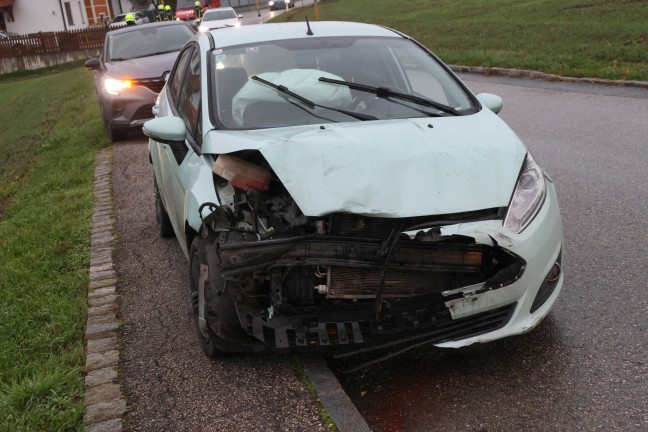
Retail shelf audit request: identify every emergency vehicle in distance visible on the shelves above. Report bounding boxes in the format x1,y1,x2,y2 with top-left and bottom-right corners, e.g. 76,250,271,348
175,0,221,21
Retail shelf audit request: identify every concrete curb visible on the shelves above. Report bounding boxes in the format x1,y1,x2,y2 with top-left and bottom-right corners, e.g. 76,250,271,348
449,65,648,89
301,356,372,432
84,148,126,432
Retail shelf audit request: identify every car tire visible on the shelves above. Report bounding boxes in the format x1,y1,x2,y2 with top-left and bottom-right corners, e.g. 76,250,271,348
189,237,228,358
99,99,128,142
107,123,128,142
154,176,175,238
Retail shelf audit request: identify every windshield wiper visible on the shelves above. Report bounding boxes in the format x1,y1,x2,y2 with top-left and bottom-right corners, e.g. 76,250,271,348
128,50,177,60
318,77,460,116
251,75,377,121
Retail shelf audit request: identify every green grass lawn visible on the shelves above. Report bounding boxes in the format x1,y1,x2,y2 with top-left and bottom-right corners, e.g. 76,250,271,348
0,63,107,431
275,0,648,81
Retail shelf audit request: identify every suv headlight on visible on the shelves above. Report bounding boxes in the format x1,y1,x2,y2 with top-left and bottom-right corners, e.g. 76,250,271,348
103,76,132,95
504,152,547,234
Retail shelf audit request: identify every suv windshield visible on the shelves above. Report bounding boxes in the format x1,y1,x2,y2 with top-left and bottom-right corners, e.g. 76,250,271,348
211,36,476,130
107,25,195,61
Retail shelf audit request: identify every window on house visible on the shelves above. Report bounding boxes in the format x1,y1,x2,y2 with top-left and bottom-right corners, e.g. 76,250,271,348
78,2,85,24
64,2,74,26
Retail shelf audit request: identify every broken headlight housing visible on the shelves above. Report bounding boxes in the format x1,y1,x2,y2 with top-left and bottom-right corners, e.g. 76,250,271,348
503,152,547,234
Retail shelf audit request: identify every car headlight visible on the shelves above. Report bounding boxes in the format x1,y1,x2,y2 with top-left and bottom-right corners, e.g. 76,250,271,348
103,76,132,95
198,25,208,32
503,152,547,234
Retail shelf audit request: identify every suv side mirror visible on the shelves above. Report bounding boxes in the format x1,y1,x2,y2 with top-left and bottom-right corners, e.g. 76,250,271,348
85,58,101,71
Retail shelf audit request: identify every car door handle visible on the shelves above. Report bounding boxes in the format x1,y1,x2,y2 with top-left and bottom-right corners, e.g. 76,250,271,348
152,105,160,116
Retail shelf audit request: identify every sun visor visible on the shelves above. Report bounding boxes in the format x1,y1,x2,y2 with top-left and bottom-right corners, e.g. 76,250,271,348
232,69,352,126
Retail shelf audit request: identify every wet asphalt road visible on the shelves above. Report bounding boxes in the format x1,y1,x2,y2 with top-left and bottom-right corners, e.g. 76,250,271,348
335,75,648,431
112,143,328,432
110,67,648,429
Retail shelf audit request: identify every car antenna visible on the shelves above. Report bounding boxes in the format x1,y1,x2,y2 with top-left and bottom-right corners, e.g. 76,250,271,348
305,16,314,36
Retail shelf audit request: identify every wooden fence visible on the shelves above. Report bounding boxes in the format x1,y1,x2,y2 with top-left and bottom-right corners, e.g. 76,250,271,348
0,26,109,58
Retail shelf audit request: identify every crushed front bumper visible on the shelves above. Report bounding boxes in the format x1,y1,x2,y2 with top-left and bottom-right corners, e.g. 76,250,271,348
201,182,563,354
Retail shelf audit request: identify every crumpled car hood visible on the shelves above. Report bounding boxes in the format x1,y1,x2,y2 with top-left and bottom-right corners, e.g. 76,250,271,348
105,51,179,80
203,108,527,217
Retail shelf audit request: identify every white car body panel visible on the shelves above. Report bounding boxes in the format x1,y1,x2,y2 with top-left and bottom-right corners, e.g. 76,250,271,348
436,182,563,347
201,108,526,217
145,21,564,356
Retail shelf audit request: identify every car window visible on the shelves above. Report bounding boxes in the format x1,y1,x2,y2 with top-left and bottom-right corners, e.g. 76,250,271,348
211,36,476,130
391,45,474,108
176,48,202,144
169,46,193,98
107,25,195,61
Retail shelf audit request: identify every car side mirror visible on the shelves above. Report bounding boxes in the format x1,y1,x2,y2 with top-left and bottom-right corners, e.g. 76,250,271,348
143,117,189,163
476,93,503,114
85,58,101,71
238,14,244,19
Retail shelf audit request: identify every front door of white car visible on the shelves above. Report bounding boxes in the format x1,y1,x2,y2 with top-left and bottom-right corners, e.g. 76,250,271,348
154,45,203,242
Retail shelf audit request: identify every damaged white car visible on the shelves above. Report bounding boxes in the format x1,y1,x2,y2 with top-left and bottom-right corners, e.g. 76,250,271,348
144,21,564,358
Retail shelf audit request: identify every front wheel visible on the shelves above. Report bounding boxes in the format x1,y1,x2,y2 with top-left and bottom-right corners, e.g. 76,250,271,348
107,123,128,142
153,176,174,238
189,237,226,357
100,101,128,142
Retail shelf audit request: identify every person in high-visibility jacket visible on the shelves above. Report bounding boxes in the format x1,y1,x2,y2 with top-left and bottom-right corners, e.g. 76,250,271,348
125,13,136,26
156,2,165,21
194,0,202,21
164,4,173,21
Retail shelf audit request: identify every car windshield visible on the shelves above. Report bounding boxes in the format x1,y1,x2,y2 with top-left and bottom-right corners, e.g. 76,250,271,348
112,15,126,23
203,9,237,21
211,36,476,130
107,25,195,61
177,0,196,8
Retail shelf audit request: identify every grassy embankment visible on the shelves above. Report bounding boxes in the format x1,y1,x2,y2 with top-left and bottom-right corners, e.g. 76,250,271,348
274,0,648,81
0,63,107,431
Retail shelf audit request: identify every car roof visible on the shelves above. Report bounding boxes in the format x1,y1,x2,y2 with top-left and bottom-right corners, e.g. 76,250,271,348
108,20,193,36
204,7,236,12
205,21,401,48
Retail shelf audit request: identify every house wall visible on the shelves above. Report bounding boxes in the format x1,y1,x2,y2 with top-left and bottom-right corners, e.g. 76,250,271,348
84,0,112,25
3,0,90,34
110,0,134,16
